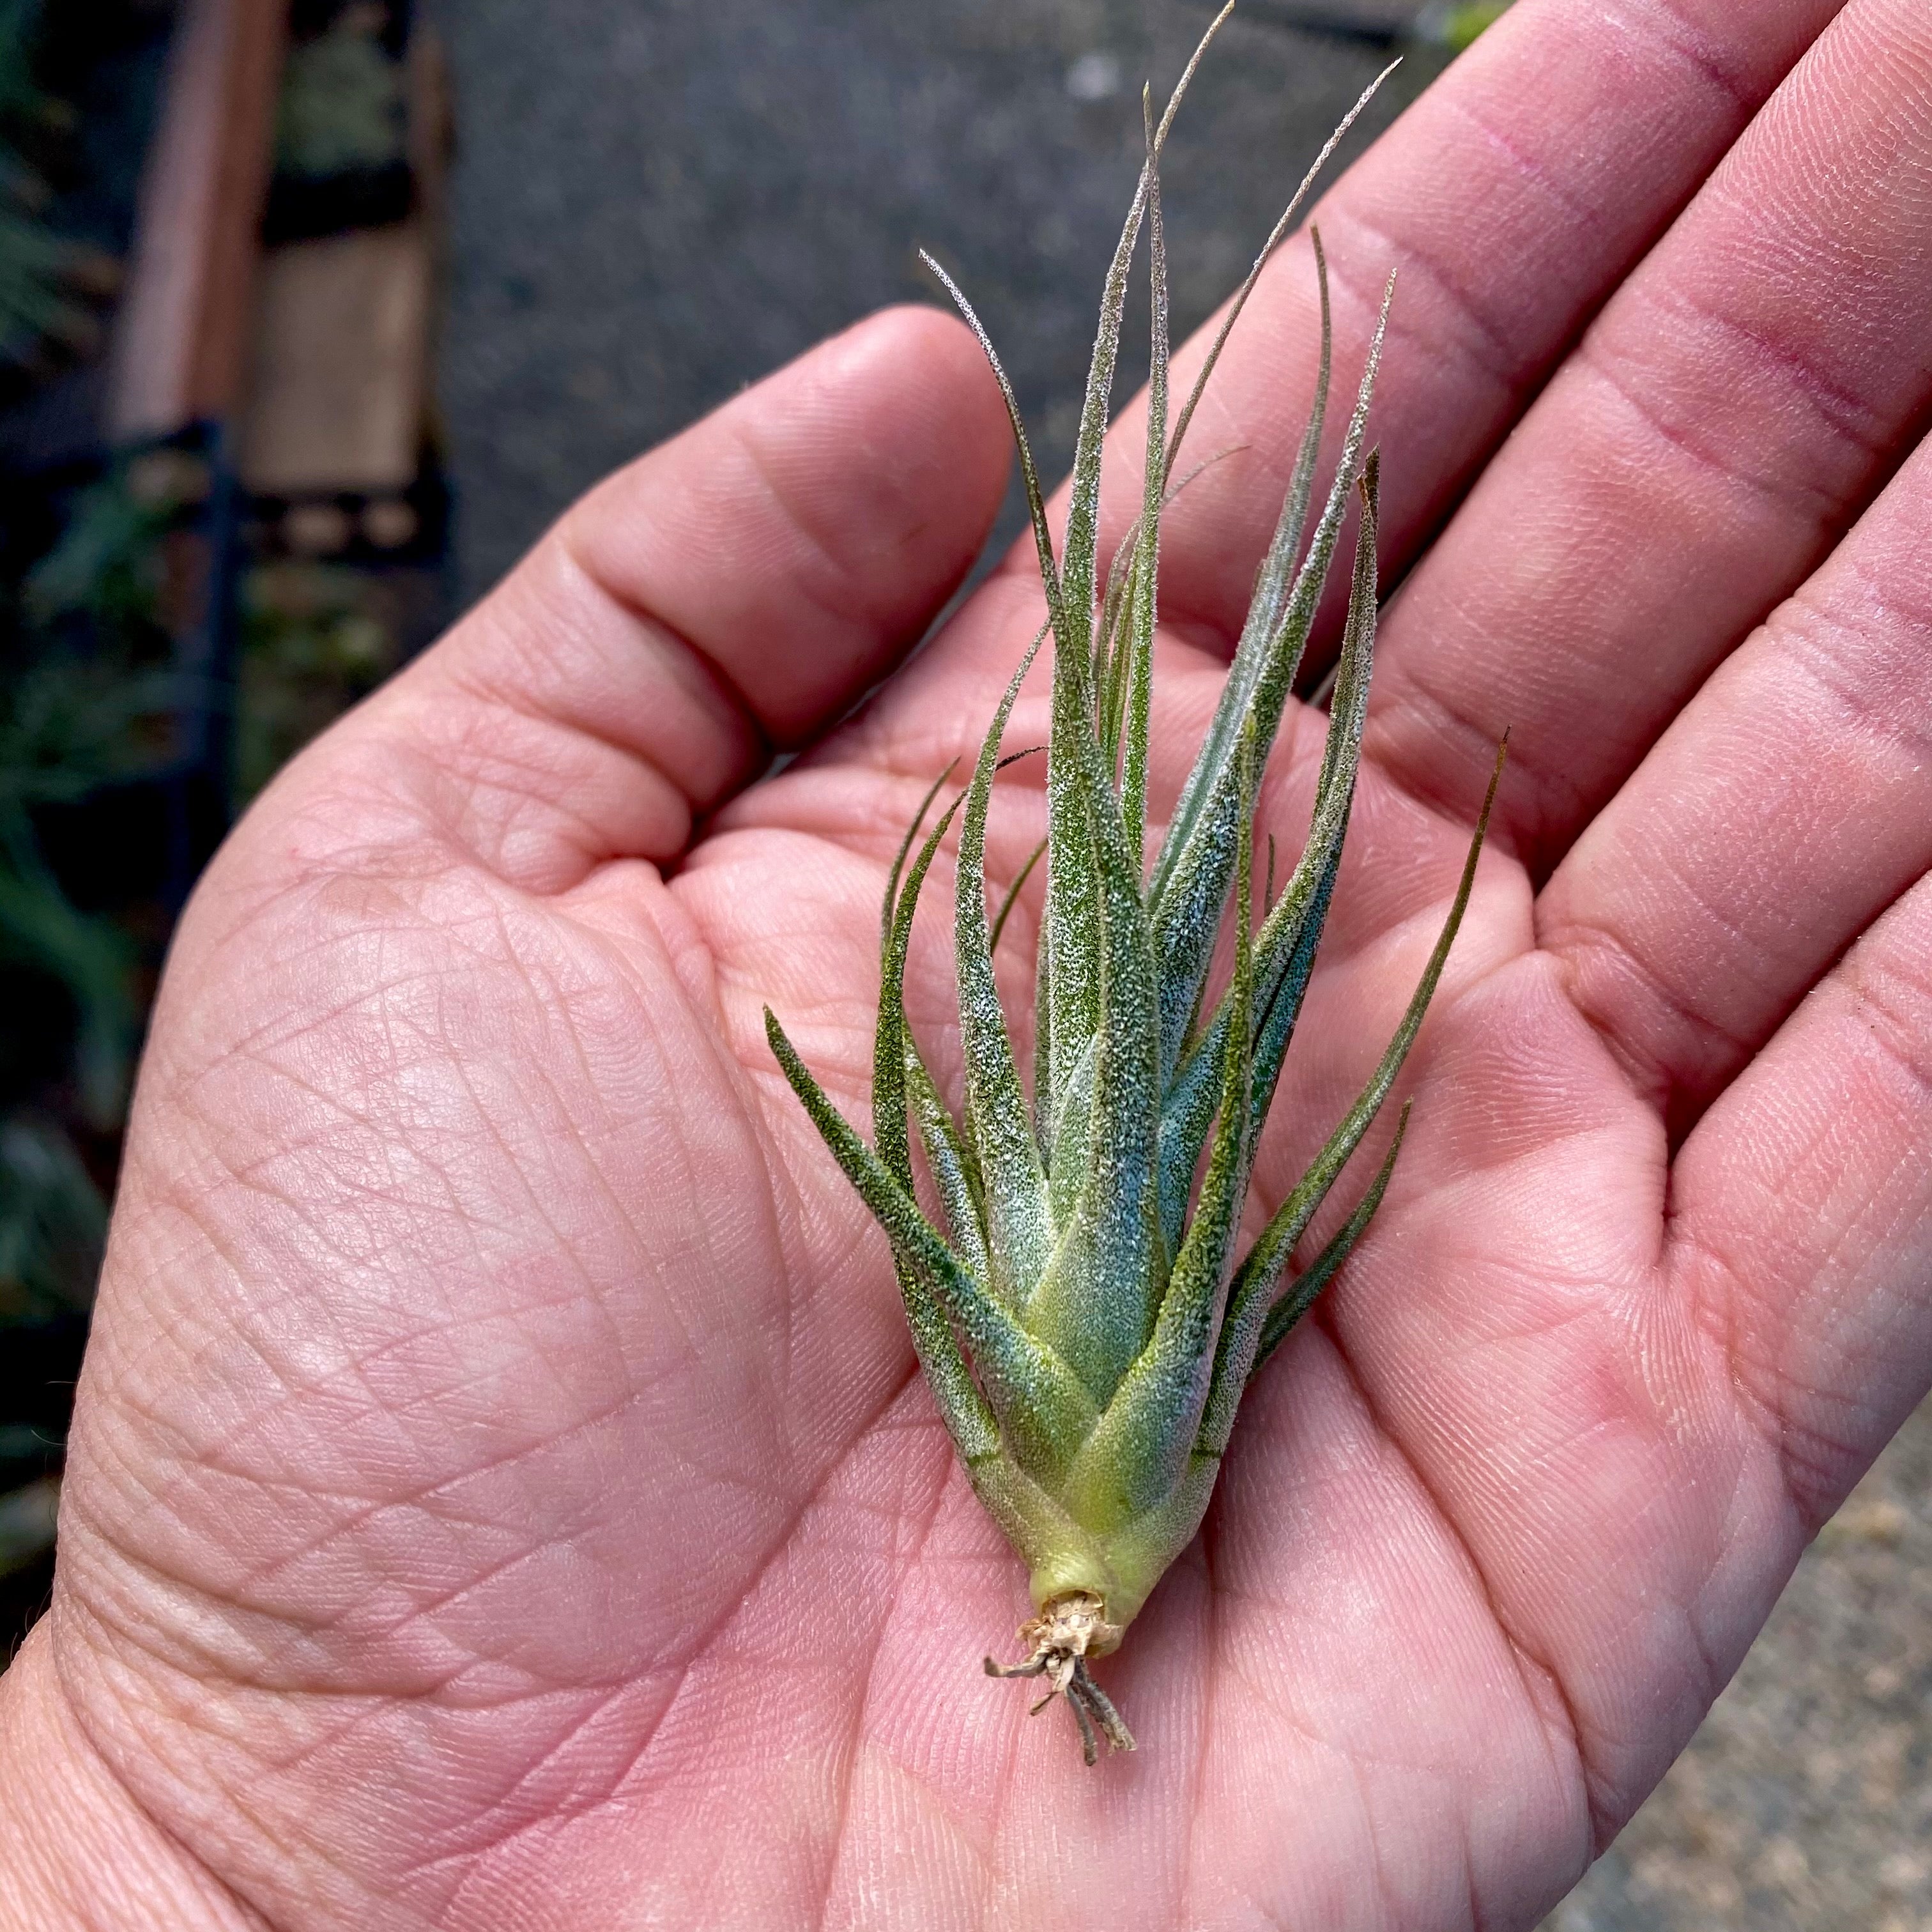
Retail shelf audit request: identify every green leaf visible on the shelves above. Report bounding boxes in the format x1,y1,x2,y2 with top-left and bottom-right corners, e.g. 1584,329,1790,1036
880,763,958,970
1163,61,1397,483
1043,641,1107,1136
906,1038,991,1287
956,631,1055,1305
926,11,1240,1158
1024,713,1164,1404
1202,733,1506,1441
1064,724,1257,1528
1246,450,1383,1130
875,781,968,1192
990,836,1046,961
921,251,1066,647
1155,1016,1224,1261
1164,227,1331,878
1096,528,1137,762
1121,92,1168,883
1060,3,1232,680
767,1008,1096,1474
1097,445,1248,774
1149,272,1394,1078
1032,902,1053,1159
1046,1027,1097,1232
1160,825,1342,1261
1153,443,1377,1235
768,1005,997,1464
1248,845,1342,1137
1060,177,1146,695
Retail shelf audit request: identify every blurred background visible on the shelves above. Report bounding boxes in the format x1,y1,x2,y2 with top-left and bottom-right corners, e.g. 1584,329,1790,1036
0,3,1923,1926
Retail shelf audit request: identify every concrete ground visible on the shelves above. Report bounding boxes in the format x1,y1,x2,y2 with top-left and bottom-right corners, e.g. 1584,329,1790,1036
422,0,1428,603
422,3,1932,1925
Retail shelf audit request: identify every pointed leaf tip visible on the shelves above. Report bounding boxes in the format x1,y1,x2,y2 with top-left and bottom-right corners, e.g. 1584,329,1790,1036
882,762,960,968
921,250,1066,644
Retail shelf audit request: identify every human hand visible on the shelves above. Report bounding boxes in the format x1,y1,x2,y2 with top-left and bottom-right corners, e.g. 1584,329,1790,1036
4,1,1929,1926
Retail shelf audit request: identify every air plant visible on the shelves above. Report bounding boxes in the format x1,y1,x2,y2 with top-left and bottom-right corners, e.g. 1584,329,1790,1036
767,11,1501,1765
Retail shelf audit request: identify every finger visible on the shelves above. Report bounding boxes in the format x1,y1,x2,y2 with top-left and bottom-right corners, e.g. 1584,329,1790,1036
1669,872,1932,1535
993,0,1844,654
1540,430,1932,1137
1365,0,1932,869
349,306,1009,885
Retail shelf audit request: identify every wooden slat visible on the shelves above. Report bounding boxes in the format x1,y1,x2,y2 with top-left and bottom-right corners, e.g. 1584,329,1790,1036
406,24,453,231
107,0,288,441
238,20,447,499
238,222,432,496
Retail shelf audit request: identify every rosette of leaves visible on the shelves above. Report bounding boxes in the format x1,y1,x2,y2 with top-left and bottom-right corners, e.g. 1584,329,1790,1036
767,15,1501,1765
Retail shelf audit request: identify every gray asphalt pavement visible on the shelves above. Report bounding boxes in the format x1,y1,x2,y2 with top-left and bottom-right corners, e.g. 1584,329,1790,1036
424,0,1425,602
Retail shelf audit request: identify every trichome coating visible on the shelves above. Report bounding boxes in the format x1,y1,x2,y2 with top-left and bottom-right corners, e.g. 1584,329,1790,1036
766,8,1501,1765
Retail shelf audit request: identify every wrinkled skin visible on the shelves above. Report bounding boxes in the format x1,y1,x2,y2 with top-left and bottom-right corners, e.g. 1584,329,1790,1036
6,3,1932,1926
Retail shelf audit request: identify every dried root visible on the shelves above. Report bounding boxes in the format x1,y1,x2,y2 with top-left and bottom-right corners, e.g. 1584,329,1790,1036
984,1591,1135,1766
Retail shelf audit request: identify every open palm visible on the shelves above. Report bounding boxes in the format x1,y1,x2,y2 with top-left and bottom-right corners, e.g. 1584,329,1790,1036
8,3,1931,1927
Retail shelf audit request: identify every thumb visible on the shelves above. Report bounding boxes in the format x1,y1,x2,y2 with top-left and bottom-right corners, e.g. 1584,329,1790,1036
301,303,1011,890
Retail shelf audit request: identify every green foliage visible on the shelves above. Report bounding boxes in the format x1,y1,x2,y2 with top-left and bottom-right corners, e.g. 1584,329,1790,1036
23,458,192,635
236,563,395,803
0,459,195,1303
0,1113,105,1322
0,623,183,1133
0,664,118,1425
0,0,66,132
0,203,92,369
767,15,1502,1745
275,13,407,181
0,0,99,372
0,845,138,1135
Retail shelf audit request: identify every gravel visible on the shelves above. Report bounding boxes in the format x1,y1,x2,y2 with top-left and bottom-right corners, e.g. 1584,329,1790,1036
1548,1400,1932,1932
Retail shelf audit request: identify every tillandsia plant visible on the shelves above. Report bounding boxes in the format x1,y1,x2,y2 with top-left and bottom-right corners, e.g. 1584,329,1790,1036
767,10,1503,1767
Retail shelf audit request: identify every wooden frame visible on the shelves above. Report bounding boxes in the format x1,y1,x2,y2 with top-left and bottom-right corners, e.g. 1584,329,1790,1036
107,0,289,442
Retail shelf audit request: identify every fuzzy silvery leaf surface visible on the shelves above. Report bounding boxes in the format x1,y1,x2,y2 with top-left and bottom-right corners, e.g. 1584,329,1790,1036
767,11,1499,1765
